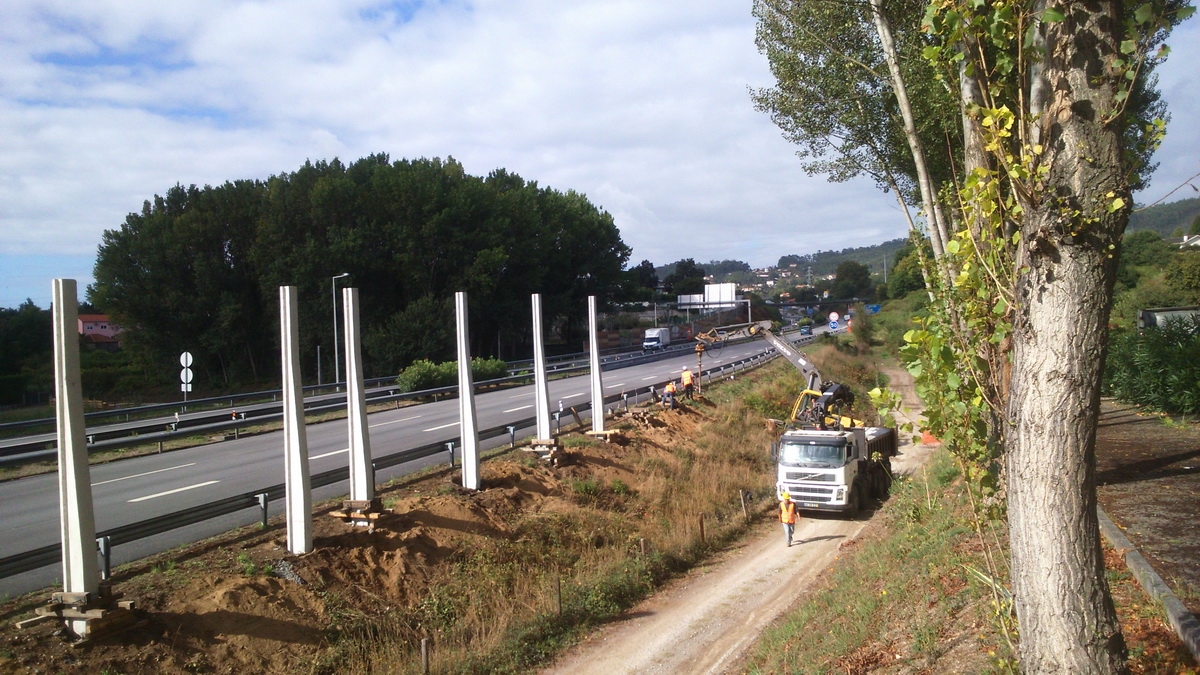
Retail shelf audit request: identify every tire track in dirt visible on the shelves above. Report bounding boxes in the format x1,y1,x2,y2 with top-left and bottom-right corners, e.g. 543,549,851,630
543,367,933,674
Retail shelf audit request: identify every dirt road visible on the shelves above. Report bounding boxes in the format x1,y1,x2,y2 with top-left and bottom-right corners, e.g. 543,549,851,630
544,371,933,674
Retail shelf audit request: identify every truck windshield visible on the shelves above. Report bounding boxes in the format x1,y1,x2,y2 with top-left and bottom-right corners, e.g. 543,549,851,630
779,440,846,468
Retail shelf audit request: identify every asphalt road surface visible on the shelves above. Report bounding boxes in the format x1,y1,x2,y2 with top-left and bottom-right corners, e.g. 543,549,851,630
0,337,789,597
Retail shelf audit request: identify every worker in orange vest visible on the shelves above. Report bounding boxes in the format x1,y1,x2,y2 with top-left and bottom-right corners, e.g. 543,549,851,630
681,368,694,399
663,381,677,409
780,491,797,546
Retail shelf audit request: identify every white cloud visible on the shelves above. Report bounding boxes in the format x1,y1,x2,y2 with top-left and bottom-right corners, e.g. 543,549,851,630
0,1,1195,308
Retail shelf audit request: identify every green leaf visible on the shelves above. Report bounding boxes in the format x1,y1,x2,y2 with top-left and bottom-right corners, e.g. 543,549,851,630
946,239,961,255
993,297,1008,315
1134,3,1154,24
1042,7,1066,22
1179,7,1197,21
1120,40,1137,55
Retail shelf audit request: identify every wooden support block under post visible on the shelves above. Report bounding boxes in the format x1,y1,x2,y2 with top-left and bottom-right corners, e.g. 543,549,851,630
330,498,384,532
585,429,621,444
524,438,562,464
569,407,583,427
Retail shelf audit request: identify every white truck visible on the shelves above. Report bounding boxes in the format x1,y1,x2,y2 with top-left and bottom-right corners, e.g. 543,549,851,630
642,327,671,352
773,425,896,515
751,324,898,515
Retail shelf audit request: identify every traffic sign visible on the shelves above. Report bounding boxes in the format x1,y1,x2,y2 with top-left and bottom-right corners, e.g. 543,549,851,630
829,320,839,330
180,367,193,384
180,351,193,368
829,311,840,323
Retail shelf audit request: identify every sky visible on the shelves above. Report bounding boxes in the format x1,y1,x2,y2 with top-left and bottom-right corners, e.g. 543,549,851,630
1,1,1197,310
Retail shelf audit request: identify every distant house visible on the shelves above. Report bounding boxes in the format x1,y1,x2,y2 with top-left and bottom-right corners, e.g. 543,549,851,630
78,314,122,351
1176,235,1200,249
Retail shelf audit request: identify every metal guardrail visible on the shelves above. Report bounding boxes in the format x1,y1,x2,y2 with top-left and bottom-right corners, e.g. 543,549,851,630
0,337,743,465
0,347,785,582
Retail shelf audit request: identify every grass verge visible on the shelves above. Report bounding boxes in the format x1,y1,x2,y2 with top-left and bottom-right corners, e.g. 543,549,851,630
741,448,1199,674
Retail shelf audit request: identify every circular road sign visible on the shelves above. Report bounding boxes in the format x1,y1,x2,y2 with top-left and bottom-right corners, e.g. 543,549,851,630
180,351,193,368
829,311,840,323
829,320,839,330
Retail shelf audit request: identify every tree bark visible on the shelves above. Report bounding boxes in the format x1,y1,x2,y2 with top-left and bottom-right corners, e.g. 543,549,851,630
1006,2,1128,672
868,0,951,261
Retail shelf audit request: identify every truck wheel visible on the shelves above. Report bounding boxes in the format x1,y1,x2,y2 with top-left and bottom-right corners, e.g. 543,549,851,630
846,484,862,517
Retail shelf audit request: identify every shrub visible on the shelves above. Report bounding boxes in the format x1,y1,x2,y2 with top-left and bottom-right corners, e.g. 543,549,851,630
395,356,512,393
1103,316,1200,414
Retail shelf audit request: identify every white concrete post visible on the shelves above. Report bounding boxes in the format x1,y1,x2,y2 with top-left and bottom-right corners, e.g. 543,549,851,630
532,293,552,440
455,292,480,490
52,279,99,606
588,295,606,432
343,288,374,503
280,286,312,554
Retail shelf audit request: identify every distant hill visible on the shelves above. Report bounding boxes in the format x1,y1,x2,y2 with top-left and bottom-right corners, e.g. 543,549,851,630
777,238,908,278
1128,196,1200,238
650,197,1199,284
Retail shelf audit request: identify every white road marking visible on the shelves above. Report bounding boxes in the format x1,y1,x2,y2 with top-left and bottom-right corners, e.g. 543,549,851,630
311,448,349,460
563,392,585,399
424,422,459,432
128,480,220,503
641,376,658,381
607,383,626,388
92,463,196,487
504,405,534,413
369,414,422,428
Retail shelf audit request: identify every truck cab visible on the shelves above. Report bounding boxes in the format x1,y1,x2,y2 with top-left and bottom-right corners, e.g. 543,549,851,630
774,426,895,515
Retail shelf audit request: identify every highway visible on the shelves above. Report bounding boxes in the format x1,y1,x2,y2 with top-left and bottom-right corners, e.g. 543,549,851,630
0,337,787,597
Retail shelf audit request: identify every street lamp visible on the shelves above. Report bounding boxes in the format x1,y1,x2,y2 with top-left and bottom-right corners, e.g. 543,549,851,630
331,272,350,387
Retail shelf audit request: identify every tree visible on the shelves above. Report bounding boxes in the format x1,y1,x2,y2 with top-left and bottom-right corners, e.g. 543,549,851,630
662,258,707,296
1164,250,1200,303
92,154,631,386
830,260,873,299
1116,230,1174,290
757,0,1194,670
887,239,927,298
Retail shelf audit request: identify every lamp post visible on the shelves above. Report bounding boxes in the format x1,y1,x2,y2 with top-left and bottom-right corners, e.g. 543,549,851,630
331,272,350,387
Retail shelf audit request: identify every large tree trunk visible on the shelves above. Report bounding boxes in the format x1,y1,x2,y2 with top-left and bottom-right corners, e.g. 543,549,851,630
1006,1,1128,671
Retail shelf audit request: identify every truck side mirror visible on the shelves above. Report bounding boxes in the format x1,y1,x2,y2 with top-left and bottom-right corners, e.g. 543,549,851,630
770,441,778,462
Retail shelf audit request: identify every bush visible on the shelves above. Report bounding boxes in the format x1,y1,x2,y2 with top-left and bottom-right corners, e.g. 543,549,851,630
395,356,512,393
1103,316,1200,414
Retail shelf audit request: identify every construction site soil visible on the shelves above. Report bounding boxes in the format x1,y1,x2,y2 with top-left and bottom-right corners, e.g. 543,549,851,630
0,380,1196,674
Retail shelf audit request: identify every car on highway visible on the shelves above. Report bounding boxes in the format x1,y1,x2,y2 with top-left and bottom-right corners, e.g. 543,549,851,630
799,325,813,335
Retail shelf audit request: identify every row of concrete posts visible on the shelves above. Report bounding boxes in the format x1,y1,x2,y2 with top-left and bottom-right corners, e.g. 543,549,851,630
43,280,609,638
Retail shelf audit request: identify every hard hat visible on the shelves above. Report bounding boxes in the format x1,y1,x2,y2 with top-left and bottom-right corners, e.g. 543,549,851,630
781,491,790,500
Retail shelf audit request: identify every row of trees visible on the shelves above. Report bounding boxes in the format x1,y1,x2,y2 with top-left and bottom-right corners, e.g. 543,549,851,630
754,0,1192,670
90,154,632,391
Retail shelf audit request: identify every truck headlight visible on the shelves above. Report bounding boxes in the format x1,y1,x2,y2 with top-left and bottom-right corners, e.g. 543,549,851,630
836,488,845,501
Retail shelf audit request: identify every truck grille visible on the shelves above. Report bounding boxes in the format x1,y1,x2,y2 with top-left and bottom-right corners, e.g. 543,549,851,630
786,472,834,482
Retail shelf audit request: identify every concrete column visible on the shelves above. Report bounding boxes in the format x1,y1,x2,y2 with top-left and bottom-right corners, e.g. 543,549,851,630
455,292,480,490
588,295,606,432
280,286,312,554
343,288,374,503
52,279,99,605
532,293,552,440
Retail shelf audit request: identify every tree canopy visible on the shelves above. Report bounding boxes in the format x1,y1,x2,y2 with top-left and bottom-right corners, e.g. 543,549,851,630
91,154,630,388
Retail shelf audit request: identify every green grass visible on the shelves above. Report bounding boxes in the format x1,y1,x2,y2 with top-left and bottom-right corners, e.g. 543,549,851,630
745,449,1015,674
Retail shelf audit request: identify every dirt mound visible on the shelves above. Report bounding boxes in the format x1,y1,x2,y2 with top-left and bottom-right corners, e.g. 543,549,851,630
0,427,660,674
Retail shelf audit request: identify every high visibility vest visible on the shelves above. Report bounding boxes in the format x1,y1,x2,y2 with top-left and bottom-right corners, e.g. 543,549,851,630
780,501,796,524
681,371,693,386
665,382,676,394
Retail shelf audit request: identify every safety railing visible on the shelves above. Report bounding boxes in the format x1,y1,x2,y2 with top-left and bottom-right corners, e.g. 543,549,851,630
0,347,785,582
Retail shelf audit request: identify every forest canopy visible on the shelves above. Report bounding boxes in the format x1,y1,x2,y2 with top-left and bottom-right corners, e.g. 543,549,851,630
90,154,631,388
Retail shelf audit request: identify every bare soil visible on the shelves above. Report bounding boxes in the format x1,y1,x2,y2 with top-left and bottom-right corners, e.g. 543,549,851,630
1,374,1196,674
